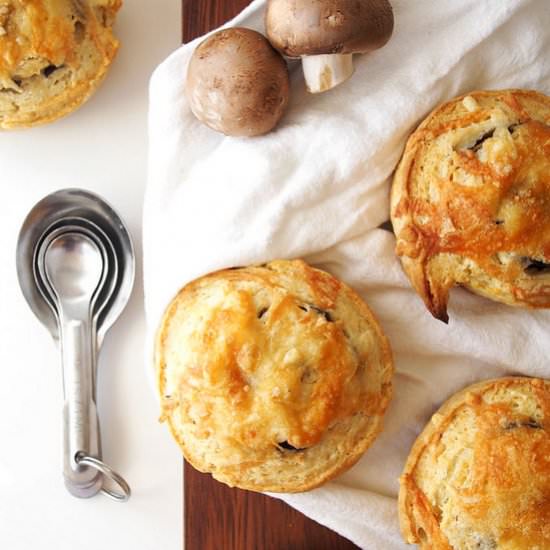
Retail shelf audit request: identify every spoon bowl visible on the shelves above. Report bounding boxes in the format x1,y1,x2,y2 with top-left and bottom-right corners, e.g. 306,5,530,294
17,189,134,342
35,219,120,340
45,233,104,313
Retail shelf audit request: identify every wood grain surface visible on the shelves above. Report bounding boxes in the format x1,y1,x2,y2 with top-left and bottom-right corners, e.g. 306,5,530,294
182,0,254,43
182,1,359,549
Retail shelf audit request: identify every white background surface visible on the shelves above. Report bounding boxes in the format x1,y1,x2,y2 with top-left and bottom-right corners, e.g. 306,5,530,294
0,2,182,549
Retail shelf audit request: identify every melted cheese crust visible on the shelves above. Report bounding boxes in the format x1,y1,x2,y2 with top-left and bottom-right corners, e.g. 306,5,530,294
0,0,121,127
399,377,550,550
391,90,550,321
1,1,73,76
155,260,393,492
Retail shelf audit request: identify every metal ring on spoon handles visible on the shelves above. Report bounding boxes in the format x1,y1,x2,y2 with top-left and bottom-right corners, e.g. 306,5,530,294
75,452,131,502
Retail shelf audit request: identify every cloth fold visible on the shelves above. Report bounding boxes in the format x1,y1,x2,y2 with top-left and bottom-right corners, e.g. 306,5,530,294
145,1,550,547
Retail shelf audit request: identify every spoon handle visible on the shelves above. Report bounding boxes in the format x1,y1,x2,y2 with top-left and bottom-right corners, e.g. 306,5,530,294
60,317,103,498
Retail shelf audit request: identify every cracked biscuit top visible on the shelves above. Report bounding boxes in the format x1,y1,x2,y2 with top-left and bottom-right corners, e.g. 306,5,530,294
399,377,550,550
0,0,121,129
391,89,550,322
155,260,393,493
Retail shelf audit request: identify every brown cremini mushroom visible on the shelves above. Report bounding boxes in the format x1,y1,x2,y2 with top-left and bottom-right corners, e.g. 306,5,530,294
266,0,394,93
186,27,290,137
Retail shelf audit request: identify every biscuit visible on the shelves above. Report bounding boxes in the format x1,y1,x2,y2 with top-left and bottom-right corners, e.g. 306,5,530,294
399,377,550,549
155,260,393,492
0,0,121,129
391,89,550,322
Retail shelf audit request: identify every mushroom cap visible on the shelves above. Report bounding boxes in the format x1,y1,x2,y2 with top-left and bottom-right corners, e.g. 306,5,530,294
266,0,394,58
185,28,290,137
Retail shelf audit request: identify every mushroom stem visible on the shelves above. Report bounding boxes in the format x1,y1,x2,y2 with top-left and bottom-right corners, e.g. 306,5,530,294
301,53,354,93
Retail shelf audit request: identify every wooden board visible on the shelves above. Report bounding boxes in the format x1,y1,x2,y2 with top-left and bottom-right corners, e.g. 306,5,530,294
181,1,360,548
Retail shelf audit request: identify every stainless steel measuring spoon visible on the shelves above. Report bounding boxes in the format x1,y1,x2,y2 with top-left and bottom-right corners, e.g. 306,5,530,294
17,189,135,502
44,232,105,498
37,224,118,496
36,221,118,395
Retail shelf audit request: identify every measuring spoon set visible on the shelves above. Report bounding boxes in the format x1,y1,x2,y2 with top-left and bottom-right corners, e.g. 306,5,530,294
17,189,134,502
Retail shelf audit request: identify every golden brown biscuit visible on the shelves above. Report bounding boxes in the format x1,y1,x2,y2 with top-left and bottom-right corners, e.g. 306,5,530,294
399,377,550,549
155,260,393,492
391,89,550,322
0,0,121,129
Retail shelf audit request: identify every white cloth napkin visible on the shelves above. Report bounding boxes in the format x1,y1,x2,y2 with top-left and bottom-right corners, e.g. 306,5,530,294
145,1,550,547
